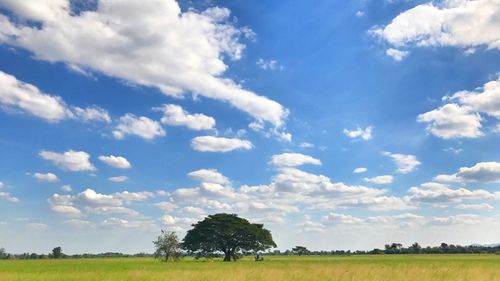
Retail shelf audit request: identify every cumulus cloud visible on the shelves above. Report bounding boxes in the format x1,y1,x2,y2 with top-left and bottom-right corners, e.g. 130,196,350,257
191,136,253,152
434,161,500,183
188,169,229,185
353,167,367,174
383,152,421,174
64,219,93,229
386,48,409,61
270,153,321,167
98,155,131,169
0,70,110,123
33,172,58,183
158,104,215,131
343,126,373,140
418,103,483,139
372,0,500,56
113,114,165,140
0,0,288,127
427,214,481,226
418,77,500,139
363,175,394,184
39,150,96,172
406,182,496,204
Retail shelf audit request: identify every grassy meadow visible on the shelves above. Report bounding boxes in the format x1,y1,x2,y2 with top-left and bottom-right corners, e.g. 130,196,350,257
0,255,499,281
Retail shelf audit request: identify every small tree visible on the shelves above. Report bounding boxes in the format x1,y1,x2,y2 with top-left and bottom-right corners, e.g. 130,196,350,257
182,213,276,262
0,248,7,259
51,247,63,259
153,230,181,262
292,246,310,256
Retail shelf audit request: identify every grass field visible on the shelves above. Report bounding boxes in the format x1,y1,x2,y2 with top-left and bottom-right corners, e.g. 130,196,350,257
0,255,499,281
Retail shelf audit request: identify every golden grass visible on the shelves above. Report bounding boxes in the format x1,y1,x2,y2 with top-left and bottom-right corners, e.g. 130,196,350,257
0,255,499,281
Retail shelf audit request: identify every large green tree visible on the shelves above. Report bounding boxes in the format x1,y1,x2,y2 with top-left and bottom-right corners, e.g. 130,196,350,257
182,213,276,261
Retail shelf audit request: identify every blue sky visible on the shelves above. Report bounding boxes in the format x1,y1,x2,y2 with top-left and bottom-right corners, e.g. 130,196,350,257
1,0,500,254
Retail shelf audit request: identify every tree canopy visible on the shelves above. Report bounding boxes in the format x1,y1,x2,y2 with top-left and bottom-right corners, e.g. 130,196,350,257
182,213,276,261
153,230,181,262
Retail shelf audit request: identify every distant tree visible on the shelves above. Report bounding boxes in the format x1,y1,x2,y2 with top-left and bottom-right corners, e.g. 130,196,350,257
182,213,276,261
292,246,310,256
51,247,63,259
0,248,7,259
410,242,422,254
153,230,181,262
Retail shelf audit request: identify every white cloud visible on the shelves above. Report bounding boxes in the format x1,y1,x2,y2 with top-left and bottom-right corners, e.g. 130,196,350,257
457,203,494,210
155,201,177,212
113,191,155,203
158,104,215,131
188,169,229,185
102,217,156,229
113,114,165,140
353,167,367,174
299,142,314,148
33,172,58,183
76,189,122,207
61,185,72,192
383,152,420,174
427,214,481,226
363,175,394,184
270,153,321,167
98,155,131,169
372,0,500,53
418,103,483,139
71,106,111,123
407,182,496,204
386,48,409,61
0,70,69,121
39,150,96,172
355,10,365,18
418,77,500,139
191,136,253,152
256,58,283,71
0,70,110,123
0,0,288,128
434,161,500,183
64,219,93,229
0,191,19,203
50,204,82,217
343,126,373,140
448,77,500,117
109,176,128,183
322,213,364,225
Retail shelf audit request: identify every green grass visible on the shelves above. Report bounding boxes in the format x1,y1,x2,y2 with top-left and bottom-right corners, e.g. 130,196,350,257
1,255,499,281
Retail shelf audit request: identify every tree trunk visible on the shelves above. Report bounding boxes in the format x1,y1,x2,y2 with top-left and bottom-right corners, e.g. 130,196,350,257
223,251,231,261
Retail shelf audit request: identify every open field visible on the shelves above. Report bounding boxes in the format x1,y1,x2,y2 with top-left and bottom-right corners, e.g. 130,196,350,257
0,255,499,281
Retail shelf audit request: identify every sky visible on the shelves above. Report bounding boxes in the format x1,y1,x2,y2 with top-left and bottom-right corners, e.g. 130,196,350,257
0,0,500,254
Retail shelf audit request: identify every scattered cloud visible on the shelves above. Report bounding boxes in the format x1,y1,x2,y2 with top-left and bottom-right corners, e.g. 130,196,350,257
33,172,58,183
343,126,372,140
109,176,128,183
0,70,109,123
158,104,215,131
270,153,321,167
39,150,96,172
191,136,253,152
372,0,500,56
256,58,283,71
0,0,288,127
386,48,408,61
434,162,500,183
383,152,420,174
353,167,367,174
98,155,131,169
113,114,166,140
0,191,19,203
407,182,496,204
299,142,314,148
25,223,49,230
457,203,494,210
363,175,394,185
188,169,229,185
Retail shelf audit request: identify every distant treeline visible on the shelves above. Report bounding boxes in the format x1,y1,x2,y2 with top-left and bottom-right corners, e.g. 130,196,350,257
1,243,499,260
272,243,500,256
